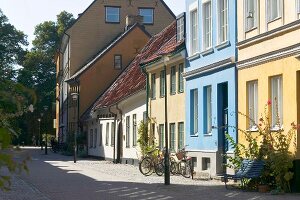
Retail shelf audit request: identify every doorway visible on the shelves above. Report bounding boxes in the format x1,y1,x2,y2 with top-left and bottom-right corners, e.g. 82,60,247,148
217,82,228,173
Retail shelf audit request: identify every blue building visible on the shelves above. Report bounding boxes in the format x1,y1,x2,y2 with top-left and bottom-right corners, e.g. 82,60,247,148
184,0,237,176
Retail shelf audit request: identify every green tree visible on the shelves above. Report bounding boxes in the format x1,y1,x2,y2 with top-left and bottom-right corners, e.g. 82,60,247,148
0,9,28,80
17,11,75,143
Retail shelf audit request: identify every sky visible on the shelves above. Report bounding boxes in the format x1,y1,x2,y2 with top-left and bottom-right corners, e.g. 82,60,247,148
0,0,186,48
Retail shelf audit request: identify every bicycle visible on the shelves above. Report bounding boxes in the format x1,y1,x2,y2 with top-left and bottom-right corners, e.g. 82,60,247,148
139,147,165,176
170,146,193,178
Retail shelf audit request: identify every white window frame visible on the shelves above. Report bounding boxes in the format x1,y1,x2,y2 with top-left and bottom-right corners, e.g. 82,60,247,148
132,114,137,146
191,89,198,135
160,70,166,97
159,124,164,149
202,0,212,51
139,8,154,24
170,66,176,95
245,0,258,31
190,8,199,55
105,6,120,23
105,123,109,146
169,123,176,152
271,76,283,129
89,129,93,148
297,0,300,15
266,0,282,22
217,0,229,44
151,73,156,99
111,122,115,147
247,81,258,131
126,116,130,148
177,16,185,42
204,86,212,134
178,122,184,150
94,128,97,148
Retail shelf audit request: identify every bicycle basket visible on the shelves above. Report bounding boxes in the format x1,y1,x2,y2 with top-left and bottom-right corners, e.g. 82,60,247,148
176,152,184,160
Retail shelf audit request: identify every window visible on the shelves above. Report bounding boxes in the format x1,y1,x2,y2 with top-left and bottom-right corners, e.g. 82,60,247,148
247,81,258,130
100,125,103,146
139,8,154,24
170,123,176,152
203,1,212,50
160,70,166,97
245,0,257,31
204,86,212,134
159,124,164,149
151,123,155,146
297,0,300,14
114,55,122,69
105,123,109,146
178,63,184,93
94,128,97,148
89,129,93,148
126,116,130,148
143,111,147,123
190,9,198,54
151,73,156,99
267,0,281,22
111,122,115,146
170,66,176,95
271,76,283,128
177,16,185,42
178,122,184,150
191,89,198,135
105,6,120,23
133,114,137,146
218,0,228,43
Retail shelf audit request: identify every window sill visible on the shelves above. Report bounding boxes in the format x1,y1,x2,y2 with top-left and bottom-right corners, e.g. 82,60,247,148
215,41,230,50
270,126,284,132
201,48,214,56
187,52,200,61
190,134,199,137
170,92,176,96
150,97,156,100
245,26,258,34
105,21,120,24
178,90,184,94
247,128,259,132
267,16,282,24
160,95,165,98
204,133,212,137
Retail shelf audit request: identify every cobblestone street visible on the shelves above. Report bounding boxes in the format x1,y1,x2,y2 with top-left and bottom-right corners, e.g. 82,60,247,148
0,147,299,200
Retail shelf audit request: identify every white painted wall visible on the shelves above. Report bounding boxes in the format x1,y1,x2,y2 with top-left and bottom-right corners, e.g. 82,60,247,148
87,90,146,163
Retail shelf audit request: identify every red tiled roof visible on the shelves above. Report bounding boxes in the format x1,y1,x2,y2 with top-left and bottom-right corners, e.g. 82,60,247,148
92,20,183,111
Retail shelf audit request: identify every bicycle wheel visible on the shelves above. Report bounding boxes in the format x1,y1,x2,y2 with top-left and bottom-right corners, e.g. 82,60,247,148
139,157,153,176
155,161,164,176
170,161,178,175
179,160,191,178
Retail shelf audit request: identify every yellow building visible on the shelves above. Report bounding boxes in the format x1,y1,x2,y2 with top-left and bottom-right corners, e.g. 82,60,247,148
237,0,300,158
141,16,186,152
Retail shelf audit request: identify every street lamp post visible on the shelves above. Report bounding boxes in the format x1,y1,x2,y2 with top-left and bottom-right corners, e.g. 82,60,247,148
71,92,79,163
44,105,49,155
40,113,44,150
37,118,41,149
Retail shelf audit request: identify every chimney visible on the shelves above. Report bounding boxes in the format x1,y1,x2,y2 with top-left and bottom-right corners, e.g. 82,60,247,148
125,15,144,30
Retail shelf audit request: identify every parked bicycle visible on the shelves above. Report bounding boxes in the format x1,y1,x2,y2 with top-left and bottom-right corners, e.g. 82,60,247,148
139,147,165,176
170,145,193,178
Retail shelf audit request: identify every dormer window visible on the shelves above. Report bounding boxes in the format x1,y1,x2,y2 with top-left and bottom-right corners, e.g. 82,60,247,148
114,55,122,69
177,14,185,42
105,6,120,23
139,8,154,24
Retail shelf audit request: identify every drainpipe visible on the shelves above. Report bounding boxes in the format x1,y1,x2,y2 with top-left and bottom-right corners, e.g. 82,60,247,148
116,104,123,164
141,68,149,120
108,106,117,163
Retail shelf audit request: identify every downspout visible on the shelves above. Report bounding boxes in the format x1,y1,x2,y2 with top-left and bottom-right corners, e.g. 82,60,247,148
141,68,149,119
116,103,123,164
108,106,117,163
